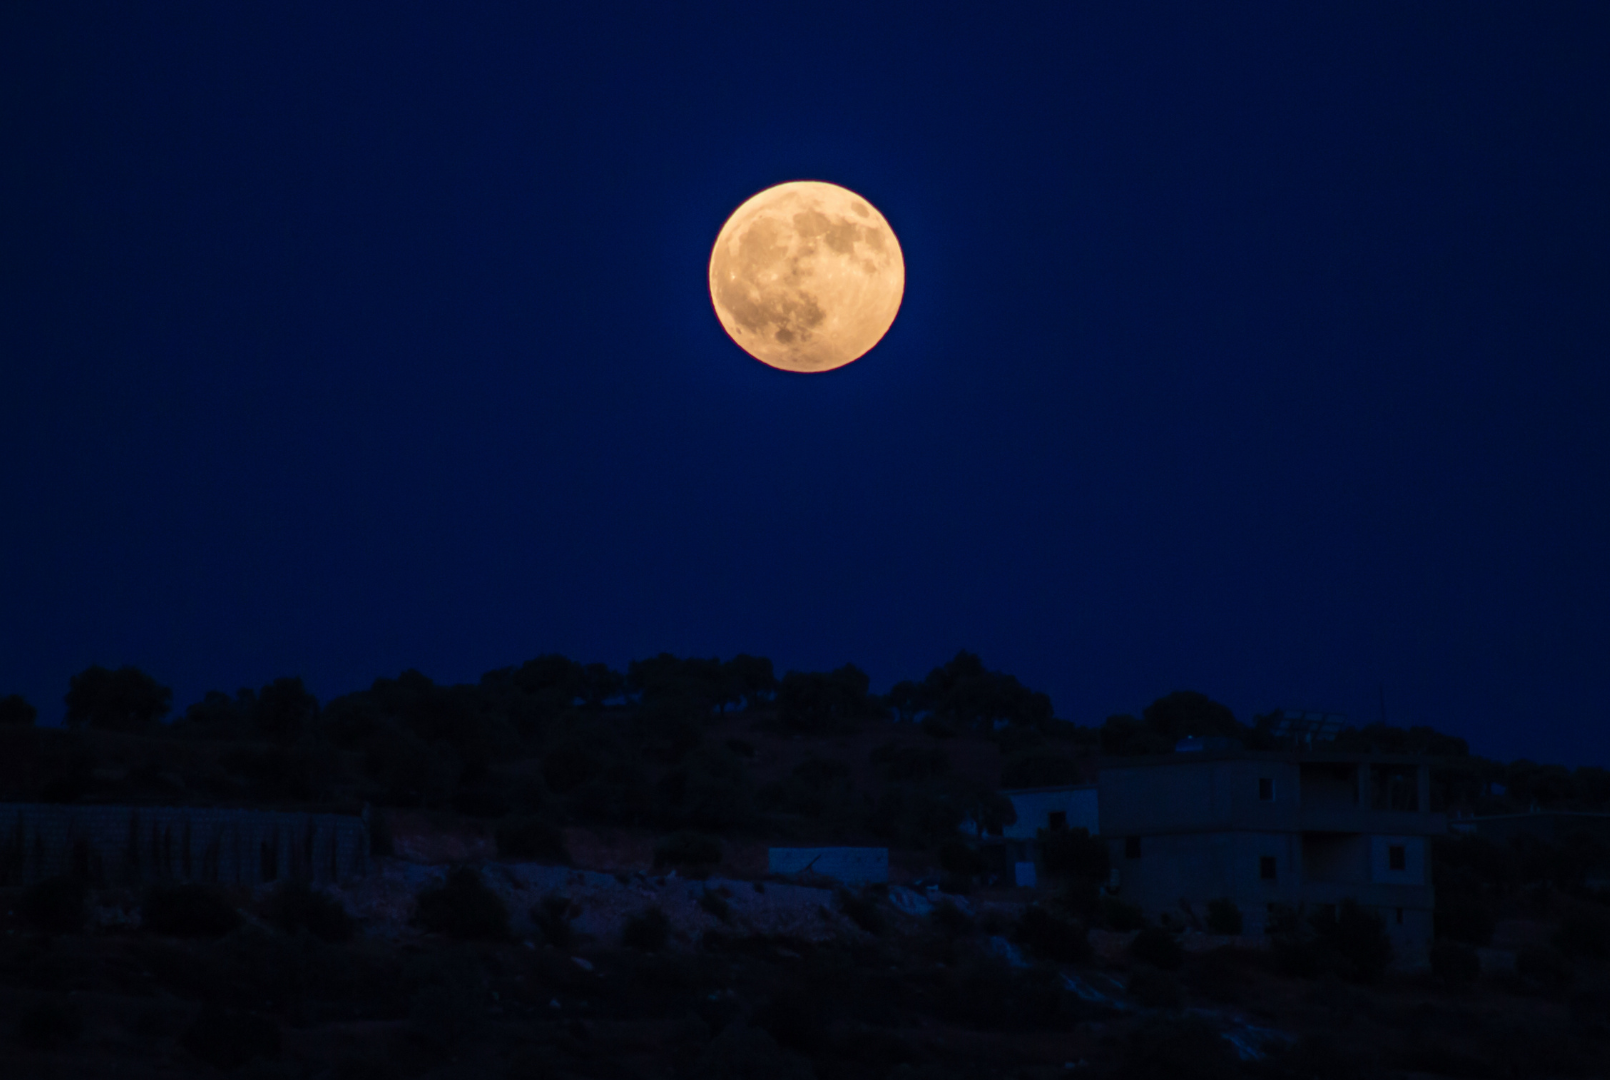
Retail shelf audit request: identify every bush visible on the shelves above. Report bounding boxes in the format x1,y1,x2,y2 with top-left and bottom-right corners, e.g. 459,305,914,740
1038,826,1108,882
19,875,88,934
1205,897,1243,936
532,893,579,948
0,694,36,726
1100,895,1146,931
264,879,355,943
496,816,571,863
412,867,509,940
1552,905,1610,961
15,994,83,1049
1429,941,1481,983
930,898,973,936
1121,1013,1242,1080
1015,904,1092,963
180,1004,281,1069
623,906,670,952
653,831,722,872
699,889,733,924
1128,966,1182,1008
1129,927,1184,970
1515,945,1574,990
143,883,242,937
1434,888,1496,946
837,888,886,935
1264,902,1302,935
938,836,986,878
1314,900,1393,984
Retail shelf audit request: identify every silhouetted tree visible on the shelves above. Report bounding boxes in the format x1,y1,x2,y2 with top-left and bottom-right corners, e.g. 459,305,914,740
1099,691,1244,756
777,664,879,734
254,676,318,742
902,651,1054,734
722,654,777,709
64,665,171,733
0,694,37,726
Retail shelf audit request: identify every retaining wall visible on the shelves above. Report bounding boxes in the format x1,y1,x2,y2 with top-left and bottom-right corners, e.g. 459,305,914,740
767,846,888,885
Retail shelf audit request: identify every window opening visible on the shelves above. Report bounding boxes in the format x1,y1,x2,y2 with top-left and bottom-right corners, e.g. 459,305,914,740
1388,844,1406,871
1048,811,1067,831
1124,837,1142,859
1258,777,1274,801
1259,855,1277,881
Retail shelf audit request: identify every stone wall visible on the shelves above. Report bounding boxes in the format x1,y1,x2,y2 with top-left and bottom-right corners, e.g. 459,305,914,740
0,803,369,888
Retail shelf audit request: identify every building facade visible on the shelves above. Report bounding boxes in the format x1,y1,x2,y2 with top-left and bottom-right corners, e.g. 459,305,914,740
0,803,370,888
1098,750,1445,962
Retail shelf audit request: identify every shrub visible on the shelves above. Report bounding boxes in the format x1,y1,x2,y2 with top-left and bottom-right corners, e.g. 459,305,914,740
496,816,571,863
367,807,394,857
698,889,733,924
1100,895,1146,931
938,836,986,878
1015,904,1092,963
0,694,36,726
1129,927,1184,971
1205,897,1243,936
1264,902,1302,935
1429,941,1481,983
653,831,722,872
1121,1014,1242,1080
930,898,973,936
15,994,83,1049
1038,826,1109,882
837,888,885,935
623,906,670,952
532,893,579,948
1128,966,1182,1008
1434,888,1495,946
19,875,88,934
1515,945,1574,990
1314,900,1393,984
180,1004,281,1070
264,879,355,943
1552,905,1610,961
143,883,242,937
412,867,509,940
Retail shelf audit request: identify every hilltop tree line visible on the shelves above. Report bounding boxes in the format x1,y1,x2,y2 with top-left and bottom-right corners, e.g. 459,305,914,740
3,654,1609,832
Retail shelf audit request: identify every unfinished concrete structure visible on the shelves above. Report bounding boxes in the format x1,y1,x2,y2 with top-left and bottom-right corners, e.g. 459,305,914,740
1098,749,1445,962
0,803,370,888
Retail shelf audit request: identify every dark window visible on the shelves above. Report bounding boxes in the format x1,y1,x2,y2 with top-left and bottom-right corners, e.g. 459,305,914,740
1396,907,1404,925
1259,855,1277,881
1124,837,1142,859
1389,844,1406,871
1048,811,1067,831
1258,777,1274,801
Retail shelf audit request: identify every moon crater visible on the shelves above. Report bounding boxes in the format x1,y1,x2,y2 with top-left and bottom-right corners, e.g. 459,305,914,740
710,181,904,373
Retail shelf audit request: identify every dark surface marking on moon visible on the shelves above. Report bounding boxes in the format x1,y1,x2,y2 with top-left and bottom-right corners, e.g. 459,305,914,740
793,210,861,256
851,201,869,217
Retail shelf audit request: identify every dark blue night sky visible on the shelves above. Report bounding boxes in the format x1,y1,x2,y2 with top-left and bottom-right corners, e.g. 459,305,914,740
4,5,1606,766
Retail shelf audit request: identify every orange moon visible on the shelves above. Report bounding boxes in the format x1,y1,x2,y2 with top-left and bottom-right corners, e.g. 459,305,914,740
709,181,904,373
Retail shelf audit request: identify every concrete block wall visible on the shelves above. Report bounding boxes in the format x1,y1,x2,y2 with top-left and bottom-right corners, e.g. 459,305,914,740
768,847,888,885
0,803,369,888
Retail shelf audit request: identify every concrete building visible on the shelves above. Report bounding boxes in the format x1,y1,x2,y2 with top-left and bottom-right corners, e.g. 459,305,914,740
0,803,370,888
1098,749,1445,962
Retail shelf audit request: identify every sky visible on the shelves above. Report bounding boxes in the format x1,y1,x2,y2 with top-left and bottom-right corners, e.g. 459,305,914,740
3,4,1607,768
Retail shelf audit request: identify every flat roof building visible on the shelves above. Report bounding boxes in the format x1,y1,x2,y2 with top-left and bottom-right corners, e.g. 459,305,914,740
1099,748,1446,964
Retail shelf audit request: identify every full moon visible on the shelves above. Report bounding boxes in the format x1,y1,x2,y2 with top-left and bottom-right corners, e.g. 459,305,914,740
709,180,904,373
